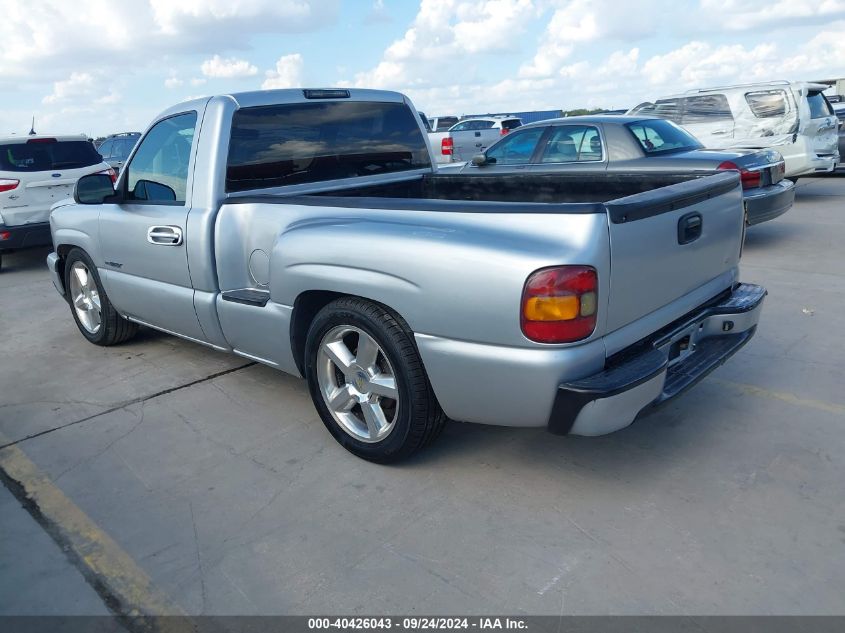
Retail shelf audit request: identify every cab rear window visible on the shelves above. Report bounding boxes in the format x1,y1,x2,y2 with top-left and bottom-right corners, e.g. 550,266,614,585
226,101,430,192
501,119,522,130
0,141,102,172
626,119,703,155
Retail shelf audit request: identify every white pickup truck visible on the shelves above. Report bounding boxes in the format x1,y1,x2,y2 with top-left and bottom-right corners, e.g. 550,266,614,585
47,88,765,462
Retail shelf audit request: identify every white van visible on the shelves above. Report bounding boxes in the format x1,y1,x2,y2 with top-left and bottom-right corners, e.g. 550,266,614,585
629,81,840,179
0,135,114,270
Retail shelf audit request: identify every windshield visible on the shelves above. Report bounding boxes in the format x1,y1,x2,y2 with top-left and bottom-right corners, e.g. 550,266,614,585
625,119,703,155
0,140,102,172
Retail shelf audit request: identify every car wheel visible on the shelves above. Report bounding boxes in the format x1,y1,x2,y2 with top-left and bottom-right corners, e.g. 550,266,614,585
64,248,138,346
304,297,447,463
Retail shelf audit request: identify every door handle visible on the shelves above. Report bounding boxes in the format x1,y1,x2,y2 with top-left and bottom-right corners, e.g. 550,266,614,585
711,130,729,135
678,212,702,245
147,225,183,246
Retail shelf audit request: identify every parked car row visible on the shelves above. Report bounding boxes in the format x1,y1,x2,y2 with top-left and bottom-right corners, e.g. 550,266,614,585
629,81,839,179
448,115,794,226
0,131,140,270
96,132,141,174
0,135,117,271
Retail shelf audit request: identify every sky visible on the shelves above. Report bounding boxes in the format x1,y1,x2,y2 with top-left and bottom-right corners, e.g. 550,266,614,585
1,0,844,137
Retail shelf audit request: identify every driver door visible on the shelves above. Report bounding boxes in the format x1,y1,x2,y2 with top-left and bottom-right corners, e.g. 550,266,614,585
98,111,207,342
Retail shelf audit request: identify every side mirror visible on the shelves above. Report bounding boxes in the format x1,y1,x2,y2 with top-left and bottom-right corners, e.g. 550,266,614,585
74,174,116,205
472,153,493,166
132,179,176,202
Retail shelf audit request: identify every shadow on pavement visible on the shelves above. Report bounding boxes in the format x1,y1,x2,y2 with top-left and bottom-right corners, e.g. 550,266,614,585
0,246,52,273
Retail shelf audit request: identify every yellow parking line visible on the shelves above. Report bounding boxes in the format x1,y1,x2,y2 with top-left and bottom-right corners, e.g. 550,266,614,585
709,378,845,416
0,430,189,623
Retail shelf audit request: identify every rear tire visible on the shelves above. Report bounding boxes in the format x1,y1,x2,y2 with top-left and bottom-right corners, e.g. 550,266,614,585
304,297,447,463
64,248,138,346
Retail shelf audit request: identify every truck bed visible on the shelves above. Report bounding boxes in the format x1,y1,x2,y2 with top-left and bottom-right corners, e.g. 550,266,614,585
231,172,738,221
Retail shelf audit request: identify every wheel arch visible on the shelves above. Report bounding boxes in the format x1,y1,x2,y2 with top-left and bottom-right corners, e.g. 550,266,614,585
289,289,417,377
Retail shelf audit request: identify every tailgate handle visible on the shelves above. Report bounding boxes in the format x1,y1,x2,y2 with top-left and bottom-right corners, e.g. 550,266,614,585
678,212,702,245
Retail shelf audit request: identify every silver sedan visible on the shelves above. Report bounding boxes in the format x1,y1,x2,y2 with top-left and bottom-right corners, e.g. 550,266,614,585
456,115,794,226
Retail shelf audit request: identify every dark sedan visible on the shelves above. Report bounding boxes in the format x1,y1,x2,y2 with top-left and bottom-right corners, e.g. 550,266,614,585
456,115,794,226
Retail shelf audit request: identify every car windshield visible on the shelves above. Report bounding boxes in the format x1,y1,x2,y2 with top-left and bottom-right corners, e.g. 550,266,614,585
625,119,703,155
0,140,102,172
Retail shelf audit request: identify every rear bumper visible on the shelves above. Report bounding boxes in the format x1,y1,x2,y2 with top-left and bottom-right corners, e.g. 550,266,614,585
0,221,52,252
743,180,795,226
549,283,766,436
790,154,837,177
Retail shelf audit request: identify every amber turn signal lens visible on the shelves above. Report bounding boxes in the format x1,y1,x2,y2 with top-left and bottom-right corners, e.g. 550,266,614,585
523,295,580,321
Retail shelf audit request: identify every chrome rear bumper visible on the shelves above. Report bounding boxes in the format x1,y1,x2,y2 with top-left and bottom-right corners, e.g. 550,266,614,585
550,283,766,436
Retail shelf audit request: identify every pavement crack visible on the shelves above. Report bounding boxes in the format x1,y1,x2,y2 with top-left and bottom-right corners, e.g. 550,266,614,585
189,501,207,615
53,401,148,483
0,362,256,451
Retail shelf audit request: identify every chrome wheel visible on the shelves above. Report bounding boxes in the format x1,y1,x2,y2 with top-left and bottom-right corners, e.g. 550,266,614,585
316,325,399,443
68,261,102,334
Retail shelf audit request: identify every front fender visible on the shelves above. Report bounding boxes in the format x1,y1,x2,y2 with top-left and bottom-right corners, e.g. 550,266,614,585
51,202,103,267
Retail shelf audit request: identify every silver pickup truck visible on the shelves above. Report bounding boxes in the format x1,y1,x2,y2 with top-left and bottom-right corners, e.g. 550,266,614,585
47,88,765,462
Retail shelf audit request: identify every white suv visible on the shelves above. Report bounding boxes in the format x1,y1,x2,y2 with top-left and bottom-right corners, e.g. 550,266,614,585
0,135,114,271
629,81,840,179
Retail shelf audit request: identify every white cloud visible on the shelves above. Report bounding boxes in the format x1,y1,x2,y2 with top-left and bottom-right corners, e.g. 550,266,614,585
201,54,258,78
42,72,96,104
190,77,207,86
348,0,536,89
699,0,845,30
0,0,338,79
262,53,304,89
164,77,184,88
642,41,778,87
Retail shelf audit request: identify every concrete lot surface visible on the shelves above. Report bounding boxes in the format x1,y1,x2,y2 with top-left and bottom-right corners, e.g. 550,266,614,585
1,177,844,616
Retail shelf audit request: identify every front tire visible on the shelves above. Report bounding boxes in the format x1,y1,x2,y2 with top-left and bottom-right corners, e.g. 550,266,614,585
304,297,446,463
64,248,138,346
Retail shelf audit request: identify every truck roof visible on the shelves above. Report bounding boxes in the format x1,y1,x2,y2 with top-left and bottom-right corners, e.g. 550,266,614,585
652,81,831,100
155,88,411,122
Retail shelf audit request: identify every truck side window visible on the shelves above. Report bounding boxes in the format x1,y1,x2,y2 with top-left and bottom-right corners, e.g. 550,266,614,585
125,112,197,204
681,94,734,124
745,90,789,118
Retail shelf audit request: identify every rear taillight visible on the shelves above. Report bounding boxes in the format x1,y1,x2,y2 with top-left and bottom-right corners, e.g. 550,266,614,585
521,266,598,343
500,128,509,135
717,161,761,190
0,231,11,241
441,137,453,156
0,178,20,193
98,168,117,184
26,137,57,144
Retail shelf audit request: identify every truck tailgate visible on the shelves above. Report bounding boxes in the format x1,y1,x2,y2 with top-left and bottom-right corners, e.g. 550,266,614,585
603,172,744,333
